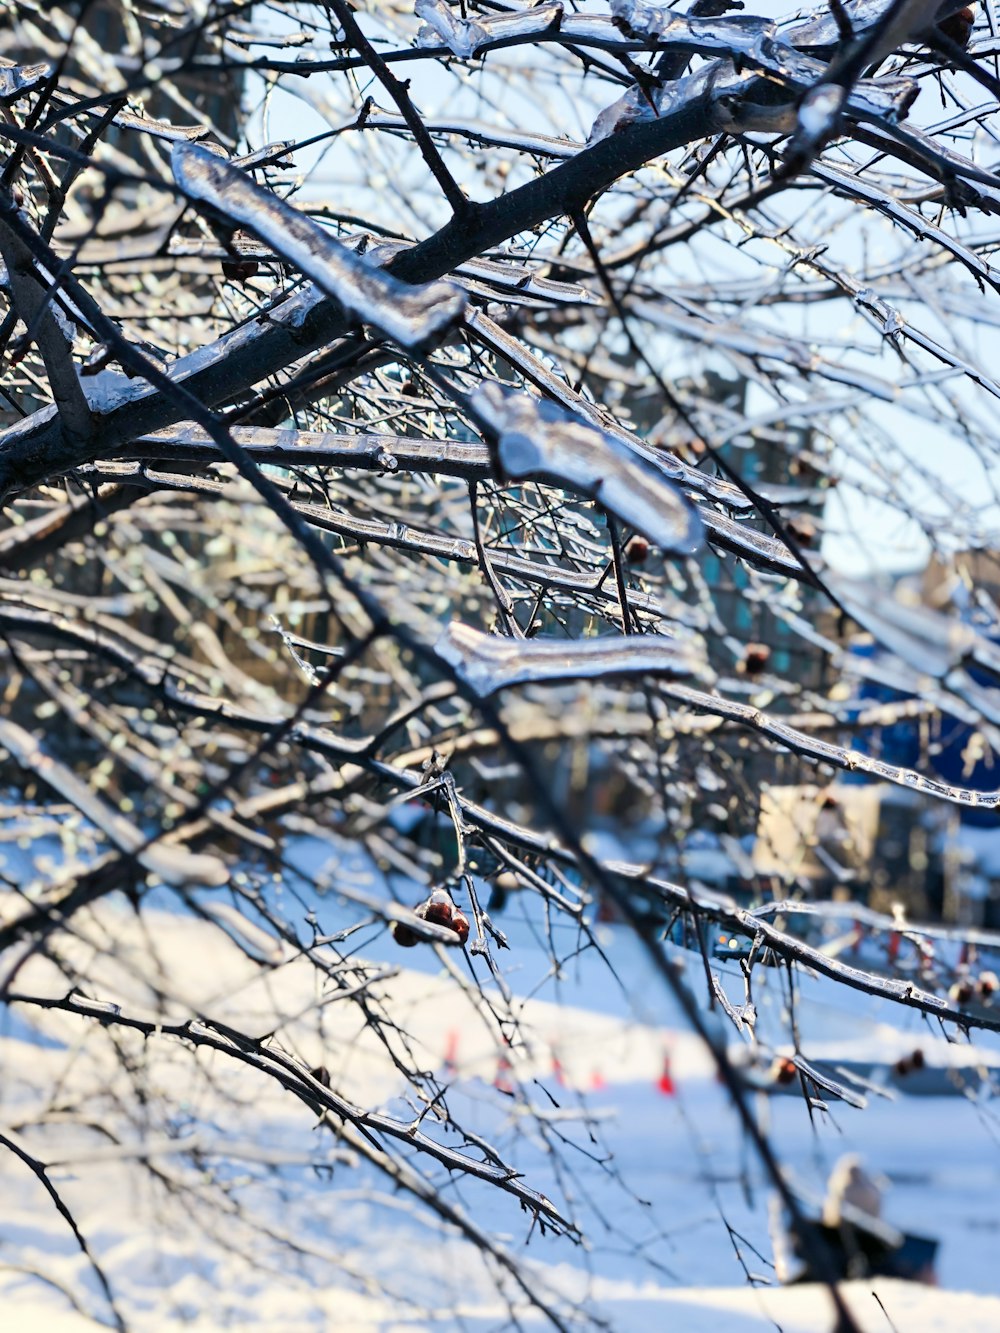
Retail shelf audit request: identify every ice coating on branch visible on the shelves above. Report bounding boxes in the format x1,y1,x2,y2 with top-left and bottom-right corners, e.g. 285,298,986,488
171,142,465,348
786,0,967,52
0,62,50,104
466,309,747,511
437,623,707,697
415,0,488,56
475,382,702,555
590,6,916,143
797,82,846,139
588,85,662,144
610,0,673,36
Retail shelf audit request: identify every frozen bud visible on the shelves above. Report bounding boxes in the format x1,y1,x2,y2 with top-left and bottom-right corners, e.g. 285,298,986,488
949,979,974,1005
976,970,999,998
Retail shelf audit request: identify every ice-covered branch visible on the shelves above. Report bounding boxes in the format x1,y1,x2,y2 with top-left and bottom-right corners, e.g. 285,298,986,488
0,719,228,887
171,143,466,349
437,622,708,697
475,382,703,556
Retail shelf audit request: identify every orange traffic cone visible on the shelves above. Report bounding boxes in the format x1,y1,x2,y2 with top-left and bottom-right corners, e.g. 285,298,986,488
443,1029,459,1076
658,1054,675,1095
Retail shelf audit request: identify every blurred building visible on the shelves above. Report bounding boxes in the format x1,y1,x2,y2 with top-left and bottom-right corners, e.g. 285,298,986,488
764,551,1000,925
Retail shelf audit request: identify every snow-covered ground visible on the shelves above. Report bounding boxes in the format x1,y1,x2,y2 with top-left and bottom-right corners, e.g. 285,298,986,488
1,835,999,1330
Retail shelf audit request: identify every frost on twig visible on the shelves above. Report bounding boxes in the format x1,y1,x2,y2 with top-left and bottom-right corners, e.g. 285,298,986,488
475,383,703,556
437,623,709,698
171,142,466,348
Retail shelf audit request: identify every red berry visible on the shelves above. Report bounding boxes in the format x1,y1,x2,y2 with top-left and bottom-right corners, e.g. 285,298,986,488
421,890,455,929
938,4,974,46
391,919,420,947
743,643,770,675
625,535,649,565
772,1056,798,1085
394,892,469,946
450,908,470,945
